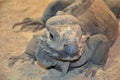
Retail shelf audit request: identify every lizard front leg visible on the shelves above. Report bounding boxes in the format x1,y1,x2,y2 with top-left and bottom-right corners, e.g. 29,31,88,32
85,34,109,80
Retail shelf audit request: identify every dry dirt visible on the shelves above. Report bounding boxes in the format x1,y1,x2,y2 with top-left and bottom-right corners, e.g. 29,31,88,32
0,0,120,80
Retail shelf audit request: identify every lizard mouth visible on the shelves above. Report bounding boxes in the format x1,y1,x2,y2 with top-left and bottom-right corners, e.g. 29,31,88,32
46,42,85,61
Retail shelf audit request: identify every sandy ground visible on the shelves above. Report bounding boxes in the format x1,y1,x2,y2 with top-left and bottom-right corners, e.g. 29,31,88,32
0,0,120,80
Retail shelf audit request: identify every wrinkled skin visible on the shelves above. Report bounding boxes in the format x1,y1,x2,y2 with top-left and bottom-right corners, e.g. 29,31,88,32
9,0,119,79
104,0,120,18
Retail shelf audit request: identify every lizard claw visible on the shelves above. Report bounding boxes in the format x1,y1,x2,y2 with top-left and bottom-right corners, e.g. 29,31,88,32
8,56,18,67
85,68,97,80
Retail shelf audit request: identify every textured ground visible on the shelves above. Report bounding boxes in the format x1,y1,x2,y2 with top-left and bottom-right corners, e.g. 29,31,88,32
0,0,120,80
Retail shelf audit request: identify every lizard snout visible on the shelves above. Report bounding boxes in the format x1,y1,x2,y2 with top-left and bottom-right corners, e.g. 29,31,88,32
62,27,80,57
64,43,78,57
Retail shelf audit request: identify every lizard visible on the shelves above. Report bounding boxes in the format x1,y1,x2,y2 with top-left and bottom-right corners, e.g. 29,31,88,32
9,0,119,79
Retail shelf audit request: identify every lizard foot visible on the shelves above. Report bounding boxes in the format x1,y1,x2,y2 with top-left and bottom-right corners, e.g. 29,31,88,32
85,67,97,80
84,64,104,80
12,18,44,32
8,54,35,67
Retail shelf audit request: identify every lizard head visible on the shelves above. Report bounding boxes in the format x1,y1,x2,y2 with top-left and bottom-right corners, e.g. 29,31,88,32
44,14,86,61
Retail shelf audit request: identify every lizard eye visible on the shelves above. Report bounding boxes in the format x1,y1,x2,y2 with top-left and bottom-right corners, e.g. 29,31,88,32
49,32,56,41
48,30,59,41
50,33,54,40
